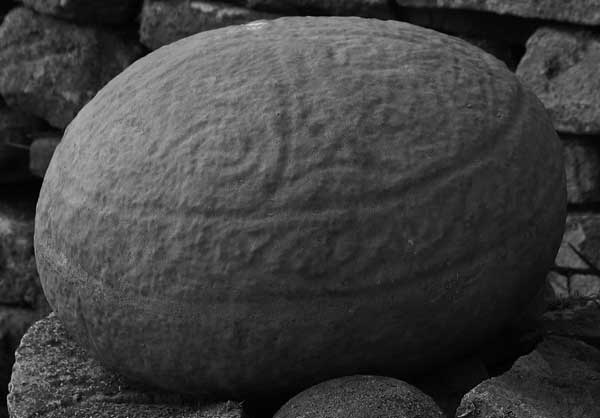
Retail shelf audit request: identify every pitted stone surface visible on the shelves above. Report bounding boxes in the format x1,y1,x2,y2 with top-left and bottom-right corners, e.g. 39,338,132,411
8,314,244,418
456,336,600,418
517,28,600,135
274,375,444,418
0,7,143,129
36,17,565,399
563,138,600,204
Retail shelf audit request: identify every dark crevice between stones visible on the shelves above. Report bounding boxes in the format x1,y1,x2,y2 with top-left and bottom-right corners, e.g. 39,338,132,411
0,181,42,214
567,203,600,214
386,0,403,19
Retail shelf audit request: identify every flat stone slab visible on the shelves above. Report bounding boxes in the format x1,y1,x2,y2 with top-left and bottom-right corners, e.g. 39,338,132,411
563,138,600,204
395,0,600,26
8,314,244,418
21,0,141,24
140,0,280,50
456,336,600,418
517,28,600,135
0,7,143,129
29,136,61,178
555,213,600,271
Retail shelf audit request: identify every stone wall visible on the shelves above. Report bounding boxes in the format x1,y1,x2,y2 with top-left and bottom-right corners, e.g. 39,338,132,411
0,0,598,417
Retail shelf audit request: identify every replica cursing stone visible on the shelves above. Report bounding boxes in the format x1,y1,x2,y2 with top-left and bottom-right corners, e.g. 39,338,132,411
35,17,566,400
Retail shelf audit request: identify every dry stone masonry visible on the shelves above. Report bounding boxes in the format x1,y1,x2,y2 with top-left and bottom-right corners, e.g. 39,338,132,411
0,7,143,129
0,0,599,417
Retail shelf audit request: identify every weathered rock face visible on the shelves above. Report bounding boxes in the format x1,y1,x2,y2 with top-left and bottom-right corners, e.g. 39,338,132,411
0,307,47,418
563,138,600,204
274,375,444,418
20,0,142,24
243,0,394,18
140,0,279,50
517,28,600,135
0,103,46,184
29,137,61,179
395,0,600,26
8,314,244,418
555,213,600,271
35,17,565,400
456,336,600,418
0,7,143,129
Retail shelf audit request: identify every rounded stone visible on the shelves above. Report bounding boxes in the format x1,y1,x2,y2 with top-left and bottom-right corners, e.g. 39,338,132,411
35,17,566,400
274,375,444,418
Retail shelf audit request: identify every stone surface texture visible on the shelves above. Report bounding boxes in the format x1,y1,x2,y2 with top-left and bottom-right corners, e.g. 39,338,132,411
456,336,600,418
20,0,142,24
8,314,244,418
0,103,45,184
0,307,47,418
35,17,565,400
0,7,143,129
517,28,600,135
563,138,600,204
242,0,393,18
29,137,61,178
555,213,600,271
140,0,279,50
395,0,600,25
274,375,444,418
0,201,45,308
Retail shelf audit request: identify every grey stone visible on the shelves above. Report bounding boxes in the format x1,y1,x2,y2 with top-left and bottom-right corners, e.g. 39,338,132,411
395,0,600,26
0,103,45,184
563,138,600,204
0,7,143,129
517,28,600,135
0,201,47,309
274,375,444,418
546,271,569,300
140,0,279,50
8,314,244,418
0,307,47,418
569,274,600,299
29,136,61,178
555,213,600,271
542,300,600,347
244,0,394,18
456,336,600,418
20,0,142,24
